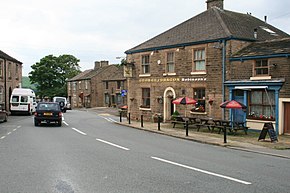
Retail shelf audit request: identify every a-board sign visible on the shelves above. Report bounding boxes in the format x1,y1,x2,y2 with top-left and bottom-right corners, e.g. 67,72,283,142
258,122,278,142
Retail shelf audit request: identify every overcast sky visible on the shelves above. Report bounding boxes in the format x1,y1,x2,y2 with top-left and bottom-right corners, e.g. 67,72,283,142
1,0,290,76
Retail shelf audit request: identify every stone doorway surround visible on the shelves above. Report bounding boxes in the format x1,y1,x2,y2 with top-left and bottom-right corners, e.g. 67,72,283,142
163,87,176,121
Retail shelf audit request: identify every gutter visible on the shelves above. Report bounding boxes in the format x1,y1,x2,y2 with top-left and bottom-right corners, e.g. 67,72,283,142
230,54,290,61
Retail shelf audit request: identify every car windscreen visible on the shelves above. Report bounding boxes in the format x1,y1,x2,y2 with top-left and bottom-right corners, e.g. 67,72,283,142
38,103,60,111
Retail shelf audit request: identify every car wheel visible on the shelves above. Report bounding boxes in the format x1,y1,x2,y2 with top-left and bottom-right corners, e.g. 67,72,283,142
58,121,62,127
34,121,39,126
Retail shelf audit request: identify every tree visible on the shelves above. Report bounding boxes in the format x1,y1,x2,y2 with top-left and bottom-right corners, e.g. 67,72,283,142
29,54,81,99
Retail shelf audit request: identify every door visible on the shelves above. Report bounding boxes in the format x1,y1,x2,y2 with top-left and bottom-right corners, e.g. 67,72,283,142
233,90,245,123
284,103,290,134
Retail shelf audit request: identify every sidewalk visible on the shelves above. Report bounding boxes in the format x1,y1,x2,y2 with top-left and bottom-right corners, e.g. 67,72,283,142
87,107,290,159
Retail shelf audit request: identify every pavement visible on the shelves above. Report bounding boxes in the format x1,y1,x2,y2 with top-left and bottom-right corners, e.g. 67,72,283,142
84,107,290,159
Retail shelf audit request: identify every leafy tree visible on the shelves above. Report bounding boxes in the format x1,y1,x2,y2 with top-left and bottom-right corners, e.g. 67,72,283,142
29,54,81,99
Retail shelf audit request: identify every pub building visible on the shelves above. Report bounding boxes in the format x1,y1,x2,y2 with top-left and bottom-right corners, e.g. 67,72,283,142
124,0,290,134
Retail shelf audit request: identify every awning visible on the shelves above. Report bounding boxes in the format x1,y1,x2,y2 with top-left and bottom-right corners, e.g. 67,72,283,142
235,86,268,90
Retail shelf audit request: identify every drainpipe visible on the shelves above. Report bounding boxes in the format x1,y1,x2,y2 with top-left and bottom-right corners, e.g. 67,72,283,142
275,89,279,135
222,39,227,120
4,59,7,111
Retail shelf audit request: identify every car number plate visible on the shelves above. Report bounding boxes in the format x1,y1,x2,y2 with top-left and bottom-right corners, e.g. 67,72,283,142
44,113,52,116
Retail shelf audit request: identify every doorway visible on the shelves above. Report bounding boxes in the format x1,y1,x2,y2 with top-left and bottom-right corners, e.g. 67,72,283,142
284,102,290,134
163,87,176,121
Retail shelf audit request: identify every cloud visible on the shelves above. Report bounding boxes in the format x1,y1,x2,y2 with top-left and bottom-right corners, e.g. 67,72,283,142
1,0,289,76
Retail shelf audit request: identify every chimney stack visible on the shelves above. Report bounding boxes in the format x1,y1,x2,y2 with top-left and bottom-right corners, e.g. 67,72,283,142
94,60,109,70
206,0,224,10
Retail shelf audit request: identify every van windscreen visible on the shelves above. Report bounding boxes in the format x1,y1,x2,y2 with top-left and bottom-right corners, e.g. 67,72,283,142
12,96,19,102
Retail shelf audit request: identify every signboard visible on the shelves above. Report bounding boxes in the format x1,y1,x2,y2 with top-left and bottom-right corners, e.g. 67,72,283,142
258,122,278,142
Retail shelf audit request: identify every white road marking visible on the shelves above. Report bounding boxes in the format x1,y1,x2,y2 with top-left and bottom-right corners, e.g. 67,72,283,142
7,132,11,135
13,129,17,132
17,126,21,129
72,128,87,136
96,138,130,151
63,121,69,126
151,156,252,185
0,136,5,140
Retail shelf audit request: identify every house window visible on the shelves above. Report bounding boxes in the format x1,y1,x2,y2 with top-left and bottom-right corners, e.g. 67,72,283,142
166,52,175,73
78,81,82,89
105,93,110,105
0,61,3,77
193,49,206,71
192,88,205,112
0,86,3,103
248,90,275,120
116,93,122,104
85,80,88,90
117,81,121,89
8,62,11,78
141,88,150,108
141,55,150,74
73,82,76,91
105,81,109,89
254,60,269,76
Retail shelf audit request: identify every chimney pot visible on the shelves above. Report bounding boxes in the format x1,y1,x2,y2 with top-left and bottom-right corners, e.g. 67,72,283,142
206,0,224,10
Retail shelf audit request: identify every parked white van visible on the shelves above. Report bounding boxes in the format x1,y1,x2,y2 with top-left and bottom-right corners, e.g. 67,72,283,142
10,88,37,115
53,97,67,112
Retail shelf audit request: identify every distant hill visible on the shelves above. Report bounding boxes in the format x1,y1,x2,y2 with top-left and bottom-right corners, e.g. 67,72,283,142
22,76,37,90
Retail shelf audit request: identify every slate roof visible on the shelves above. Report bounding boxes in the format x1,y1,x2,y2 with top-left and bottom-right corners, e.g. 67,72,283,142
67,69,93,81
0,50,22,64
231,38,290,59
102,66,125,81
126,7,290,54
68,65,121,82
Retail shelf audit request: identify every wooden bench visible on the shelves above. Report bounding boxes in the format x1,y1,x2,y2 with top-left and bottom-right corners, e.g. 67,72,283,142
233,122,248,135
171,116,186,128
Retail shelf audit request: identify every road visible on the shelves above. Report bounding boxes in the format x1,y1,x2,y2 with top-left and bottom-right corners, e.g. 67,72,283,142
0,110,289,193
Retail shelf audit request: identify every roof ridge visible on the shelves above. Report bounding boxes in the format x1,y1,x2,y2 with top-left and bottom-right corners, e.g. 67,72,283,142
213,8,232,37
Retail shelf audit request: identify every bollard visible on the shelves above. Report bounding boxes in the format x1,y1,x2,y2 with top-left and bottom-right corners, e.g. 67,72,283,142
128,113,131,124
141,115,144,127
185,121,189,136
157,116,161,131
119,110,122,122
223,127,227,143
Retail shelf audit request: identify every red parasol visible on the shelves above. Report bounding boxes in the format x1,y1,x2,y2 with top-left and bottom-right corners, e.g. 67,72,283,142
220,100,247,109
172,97,197,116
172,97,197,105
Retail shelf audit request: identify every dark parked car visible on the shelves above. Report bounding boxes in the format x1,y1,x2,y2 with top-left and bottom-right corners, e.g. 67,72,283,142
34,102,62,126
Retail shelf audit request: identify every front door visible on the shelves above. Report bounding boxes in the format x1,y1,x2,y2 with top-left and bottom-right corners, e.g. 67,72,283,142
284,103,290,134
233,90,245,123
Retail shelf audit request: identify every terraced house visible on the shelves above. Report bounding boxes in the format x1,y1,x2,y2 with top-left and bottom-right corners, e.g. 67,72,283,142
0,50,22,111
124,0,290,134
67,61,126,108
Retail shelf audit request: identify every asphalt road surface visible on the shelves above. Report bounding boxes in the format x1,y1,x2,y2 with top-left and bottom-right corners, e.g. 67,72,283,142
0,110,289,193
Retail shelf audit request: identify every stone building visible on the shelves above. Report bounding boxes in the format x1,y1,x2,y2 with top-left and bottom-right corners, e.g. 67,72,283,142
67,61,126,108
0,50,22,111
124,0,290,129
226,38,290,134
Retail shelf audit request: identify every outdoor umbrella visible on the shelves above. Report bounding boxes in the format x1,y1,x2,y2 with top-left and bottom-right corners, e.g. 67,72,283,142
172,97,197,116
220,100,247,109
220,100,247,123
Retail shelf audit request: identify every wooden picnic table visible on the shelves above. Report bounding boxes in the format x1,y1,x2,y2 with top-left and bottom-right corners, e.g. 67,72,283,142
212,119,248,135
